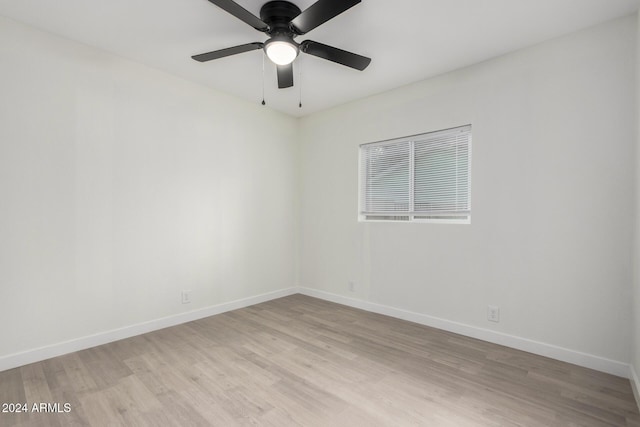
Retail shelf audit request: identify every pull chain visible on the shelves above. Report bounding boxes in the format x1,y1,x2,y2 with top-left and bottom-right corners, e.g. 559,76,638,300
298,58,302,108
261,53,266,106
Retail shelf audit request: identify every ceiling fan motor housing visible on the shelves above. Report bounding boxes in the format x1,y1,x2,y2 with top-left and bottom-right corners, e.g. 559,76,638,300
260,1,302,37
260,1,302,65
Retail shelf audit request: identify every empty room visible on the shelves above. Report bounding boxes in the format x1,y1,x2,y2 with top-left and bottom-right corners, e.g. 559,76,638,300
2,0,640,425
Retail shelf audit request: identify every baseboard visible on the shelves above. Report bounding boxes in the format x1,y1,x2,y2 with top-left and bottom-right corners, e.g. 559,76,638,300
2,286,632,381
297,287,630,379
0,287,298,373
631,364,640,413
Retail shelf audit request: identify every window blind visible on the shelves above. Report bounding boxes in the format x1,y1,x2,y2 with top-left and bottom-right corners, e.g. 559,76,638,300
359,125,471,222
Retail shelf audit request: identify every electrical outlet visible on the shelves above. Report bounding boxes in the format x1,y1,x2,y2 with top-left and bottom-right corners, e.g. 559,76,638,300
181,290,191,304
487,305,500,323
348,281,355,292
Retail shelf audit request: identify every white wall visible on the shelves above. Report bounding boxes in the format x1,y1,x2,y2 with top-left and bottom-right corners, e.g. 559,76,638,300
299,15,636,365
632,9,640,400
0,16,298,361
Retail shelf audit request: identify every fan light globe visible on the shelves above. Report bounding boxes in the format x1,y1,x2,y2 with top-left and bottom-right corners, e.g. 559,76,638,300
265,41,298,65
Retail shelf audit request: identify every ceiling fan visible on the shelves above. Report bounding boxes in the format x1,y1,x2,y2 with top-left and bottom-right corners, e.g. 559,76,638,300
192,0,371,89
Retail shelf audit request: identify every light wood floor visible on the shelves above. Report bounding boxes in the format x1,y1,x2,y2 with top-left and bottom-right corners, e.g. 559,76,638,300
1,294,639,426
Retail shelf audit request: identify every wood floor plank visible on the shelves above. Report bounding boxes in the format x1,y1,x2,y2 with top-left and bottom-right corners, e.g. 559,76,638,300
1,294,639,426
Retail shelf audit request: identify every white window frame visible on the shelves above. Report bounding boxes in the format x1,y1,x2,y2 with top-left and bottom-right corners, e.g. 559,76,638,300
358,125,472,224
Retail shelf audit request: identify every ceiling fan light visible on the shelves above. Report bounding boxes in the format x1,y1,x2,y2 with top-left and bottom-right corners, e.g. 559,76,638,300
265,40,298,65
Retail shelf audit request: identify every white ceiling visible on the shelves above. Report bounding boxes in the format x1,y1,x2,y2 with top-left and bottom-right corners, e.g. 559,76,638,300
0,0,638,117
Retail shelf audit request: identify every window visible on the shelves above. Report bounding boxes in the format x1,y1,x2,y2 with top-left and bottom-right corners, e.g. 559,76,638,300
359,125,471,223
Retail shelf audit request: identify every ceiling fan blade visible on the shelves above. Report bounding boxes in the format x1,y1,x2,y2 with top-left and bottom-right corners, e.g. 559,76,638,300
207,0,268,31
192,42,263,62
277,64,294,88
301,40,371,70
290,0,360,35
